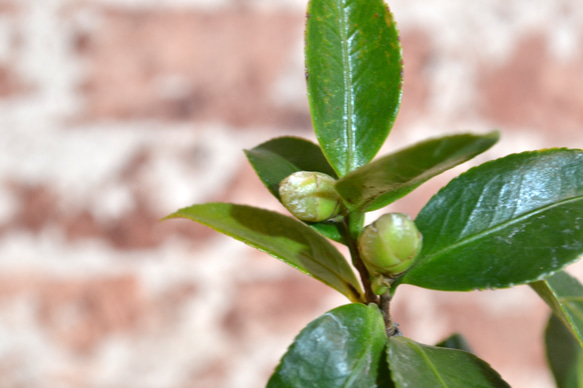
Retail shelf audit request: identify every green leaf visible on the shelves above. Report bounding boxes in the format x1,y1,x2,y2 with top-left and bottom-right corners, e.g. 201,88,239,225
244,137,344,243
267,303,392,388
307,221,344,244
436,333,473,353
306,0,403,177
387,336,509,387
165,203,363,302
335,132,499,212
545,313,583,388
531,271,583,348
400,149,583,291
245,136,337,199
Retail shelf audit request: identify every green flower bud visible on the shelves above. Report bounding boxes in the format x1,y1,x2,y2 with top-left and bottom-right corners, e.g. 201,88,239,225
279,171,341,222
358,213,422,277
371,275,391,296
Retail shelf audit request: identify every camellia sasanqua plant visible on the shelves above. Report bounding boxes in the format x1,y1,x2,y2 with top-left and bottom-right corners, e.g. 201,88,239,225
164,0,583,386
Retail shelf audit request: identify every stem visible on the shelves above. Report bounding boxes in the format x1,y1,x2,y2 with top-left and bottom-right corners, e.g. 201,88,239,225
341,213,378,305
380,287,400,337
352,244,378,304
339,212,399,334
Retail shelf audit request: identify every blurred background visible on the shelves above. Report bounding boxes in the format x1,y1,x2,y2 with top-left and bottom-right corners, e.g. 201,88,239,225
0,0,582,387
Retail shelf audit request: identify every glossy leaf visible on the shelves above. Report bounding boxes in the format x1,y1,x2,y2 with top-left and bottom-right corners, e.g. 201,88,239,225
245,136,337,199
308,221,344,244
531,271,583,347
436,333,473,353
244,137,343,243
545,314,583,388
306,0,403,177
267,303,392,388
387,336,509,387
400,149,583,291
335,132,499,211
164,203,363,302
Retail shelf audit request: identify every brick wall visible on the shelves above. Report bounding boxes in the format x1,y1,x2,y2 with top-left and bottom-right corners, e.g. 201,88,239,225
0,0,582,387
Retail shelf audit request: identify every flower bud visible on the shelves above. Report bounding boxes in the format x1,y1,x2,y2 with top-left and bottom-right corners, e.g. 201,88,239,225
358,213,422,277
371,275,391,296
279,171,341,222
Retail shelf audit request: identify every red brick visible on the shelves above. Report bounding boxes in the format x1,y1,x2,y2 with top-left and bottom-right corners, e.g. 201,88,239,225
8,182,59,233
222,273,334,339
0,1,18,15
480,33,583,141
36,275,145,354
397,29,433,125
0,65,31,97
77,8,309,128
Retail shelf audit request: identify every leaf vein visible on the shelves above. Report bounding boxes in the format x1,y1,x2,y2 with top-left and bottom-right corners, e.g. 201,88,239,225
409,341,447,387
424,195,583,261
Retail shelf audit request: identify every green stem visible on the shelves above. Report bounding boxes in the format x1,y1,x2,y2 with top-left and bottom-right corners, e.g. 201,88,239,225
341,213,378,305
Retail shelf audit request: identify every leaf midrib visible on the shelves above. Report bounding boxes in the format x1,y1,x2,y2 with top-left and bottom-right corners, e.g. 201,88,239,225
236,224,357,292
174,205,361,298
420,194,583,263
337,0,355,174
293,241,360,296
341,312,380,388
339,134,498,210
409,341,447,387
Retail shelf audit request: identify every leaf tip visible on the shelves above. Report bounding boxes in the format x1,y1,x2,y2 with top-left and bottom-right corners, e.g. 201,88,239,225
159,211,181,223
487,130,501,142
